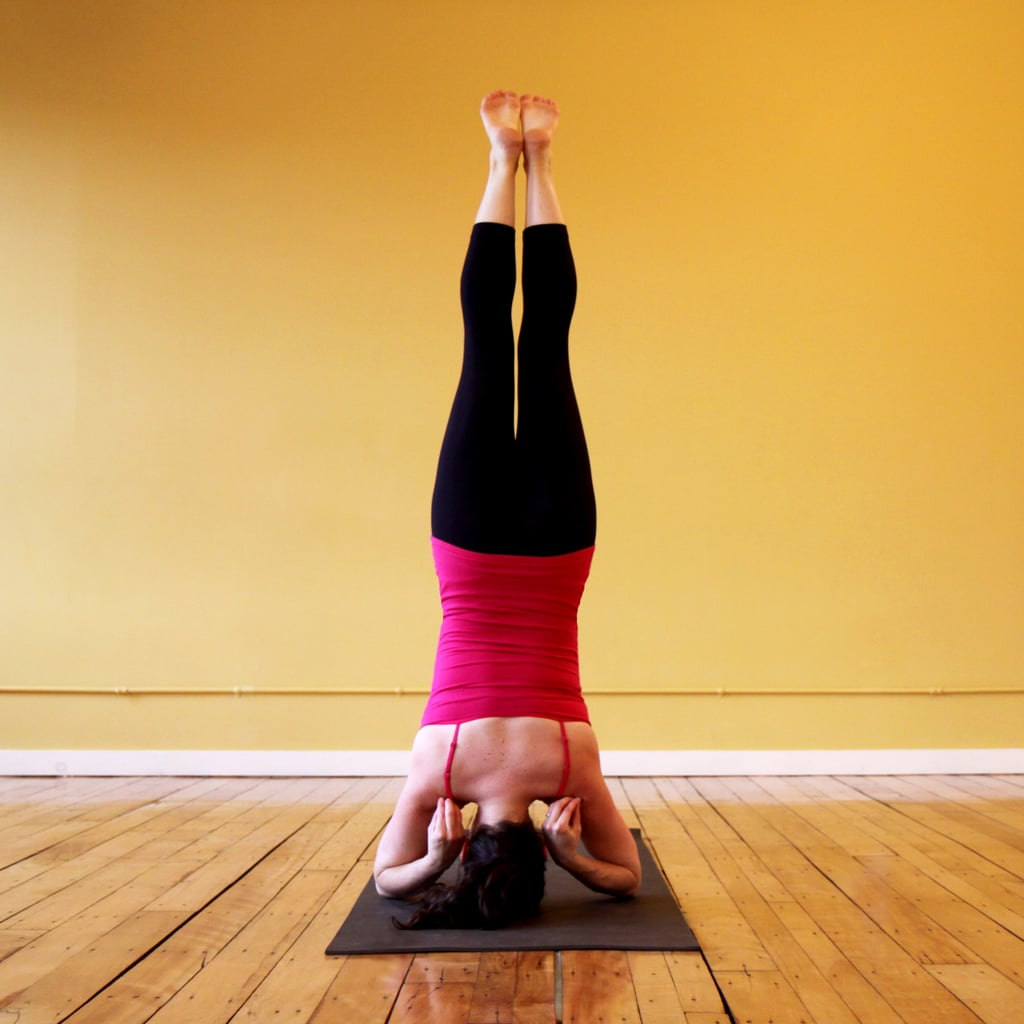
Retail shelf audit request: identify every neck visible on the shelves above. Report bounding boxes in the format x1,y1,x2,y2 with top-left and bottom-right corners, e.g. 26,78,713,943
474,796,532,828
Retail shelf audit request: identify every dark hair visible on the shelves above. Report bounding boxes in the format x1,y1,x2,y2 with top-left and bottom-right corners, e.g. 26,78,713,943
394,820,546,930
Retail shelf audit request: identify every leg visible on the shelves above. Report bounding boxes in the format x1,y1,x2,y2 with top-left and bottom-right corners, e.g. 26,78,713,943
431,96,522,552
521,95,565,227
515,225,595,554
515,100,595,555
475,91,522,226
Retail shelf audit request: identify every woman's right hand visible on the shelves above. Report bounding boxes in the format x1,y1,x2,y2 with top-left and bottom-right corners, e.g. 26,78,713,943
425,797,466,871
542,795,583,866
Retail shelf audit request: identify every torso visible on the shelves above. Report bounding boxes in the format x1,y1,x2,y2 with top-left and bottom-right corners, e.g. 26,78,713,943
411,717,601,808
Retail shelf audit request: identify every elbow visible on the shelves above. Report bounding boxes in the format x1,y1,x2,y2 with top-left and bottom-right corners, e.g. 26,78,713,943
374,868,413,900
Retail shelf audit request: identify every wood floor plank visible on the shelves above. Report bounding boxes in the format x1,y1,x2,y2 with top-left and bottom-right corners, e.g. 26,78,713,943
0,778,186,868
0,780,73,828
467,951,518,1023
752,775,894,857
0,781,262,923
623,778,774,973
26,847,336,1022
925,964,1024,1024
0,780,329,1007
838,776,1024,917
663,780,861,1024
145,789,325,915
307,953,412,1023
993,776,1024,794
792,895,984,1022
842,776,1024,878
4,787,297,931
0,929,43,964
0,778,65,802
561,950,639,1024
663,778,792,904
859,854,1024,987
807,775,1024,929
236,862,377,1021
799,844,979,965
706,777,983,966
0,859,196,1001
0,778,139,834
892,776,1024,855
922,775,1024,820
664,952,728,1017
629,951,696,1024
60,786,380,1024
715,969,814,1024
511,952,556,1024
770,899,906,1024
692,777,985,1023
304,776,400,871
403,953,481,985
390,981,475,1024
0,909,184,1023
1,774,1022,1024
142,869,343,1024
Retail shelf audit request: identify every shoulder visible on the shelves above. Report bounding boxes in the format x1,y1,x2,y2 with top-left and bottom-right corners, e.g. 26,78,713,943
562,722,603,788
405,725,453,801
562,726,627,826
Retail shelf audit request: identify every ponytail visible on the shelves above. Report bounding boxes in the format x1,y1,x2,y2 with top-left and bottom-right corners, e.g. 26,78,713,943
394,820,546,930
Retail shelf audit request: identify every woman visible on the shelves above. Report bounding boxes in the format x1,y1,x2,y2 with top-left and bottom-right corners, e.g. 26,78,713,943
373,91,641,929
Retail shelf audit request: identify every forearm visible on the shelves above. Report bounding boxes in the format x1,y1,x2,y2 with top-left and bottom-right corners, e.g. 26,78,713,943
554,849,640,897
374,853,449,898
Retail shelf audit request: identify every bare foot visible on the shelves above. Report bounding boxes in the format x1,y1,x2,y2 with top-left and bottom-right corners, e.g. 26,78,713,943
480,90,523,161
520,94,559,161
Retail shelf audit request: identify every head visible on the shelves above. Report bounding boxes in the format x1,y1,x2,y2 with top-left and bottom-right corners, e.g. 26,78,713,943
394,819,546,930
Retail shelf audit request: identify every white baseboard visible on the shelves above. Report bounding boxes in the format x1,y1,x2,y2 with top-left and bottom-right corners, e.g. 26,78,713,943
2,748,1022,777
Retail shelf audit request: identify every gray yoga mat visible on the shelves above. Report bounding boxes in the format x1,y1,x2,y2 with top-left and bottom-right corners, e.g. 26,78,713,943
326,830,697,955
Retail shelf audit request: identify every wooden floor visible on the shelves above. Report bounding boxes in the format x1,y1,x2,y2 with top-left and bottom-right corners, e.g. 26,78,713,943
1,776,1023,1023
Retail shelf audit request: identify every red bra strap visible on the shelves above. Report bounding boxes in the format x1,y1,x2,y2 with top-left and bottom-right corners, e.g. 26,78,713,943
556,721,571,798
443,722,460,801
446,721,570,801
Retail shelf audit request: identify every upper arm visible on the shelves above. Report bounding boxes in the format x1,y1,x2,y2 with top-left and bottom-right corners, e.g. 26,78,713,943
577,774,642,889
372,775,436,881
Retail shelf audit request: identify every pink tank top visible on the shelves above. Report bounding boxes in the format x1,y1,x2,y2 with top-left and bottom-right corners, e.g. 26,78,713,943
421,537,594,727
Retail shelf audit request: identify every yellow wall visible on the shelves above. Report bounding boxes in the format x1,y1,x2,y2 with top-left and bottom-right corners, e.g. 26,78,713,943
2,0,1022,753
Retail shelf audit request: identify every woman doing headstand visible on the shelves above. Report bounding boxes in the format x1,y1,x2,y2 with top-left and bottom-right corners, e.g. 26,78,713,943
373,92,641,928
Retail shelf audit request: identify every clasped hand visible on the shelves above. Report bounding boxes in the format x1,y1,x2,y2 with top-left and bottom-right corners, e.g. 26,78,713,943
541,795,583,864
426,797,466,870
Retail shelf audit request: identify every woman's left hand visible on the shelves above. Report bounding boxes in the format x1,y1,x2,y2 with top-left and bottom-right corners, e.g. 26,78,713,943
542,796,582,865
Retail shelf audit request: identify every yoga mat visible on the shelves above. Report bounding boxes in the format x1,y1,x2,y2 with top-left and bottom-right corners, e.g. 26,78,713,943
326,830,697,955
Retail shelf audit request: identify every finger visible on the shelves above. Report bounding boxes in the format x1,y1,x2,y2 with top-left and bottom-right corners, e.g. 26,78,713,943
430,797,446,833
546,799,575,831
437,800,453,839
568,797,582,827
545,796,570,820
445,799,463,836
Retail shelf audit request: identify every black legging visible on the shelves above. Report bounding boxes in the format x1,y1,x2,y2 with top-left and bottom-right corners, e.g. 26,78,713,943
431,222,595,556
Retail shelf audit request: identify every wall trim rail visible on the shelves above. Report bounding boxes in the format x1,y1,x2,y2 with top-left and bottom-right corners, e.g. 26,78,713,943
3,685,1023,698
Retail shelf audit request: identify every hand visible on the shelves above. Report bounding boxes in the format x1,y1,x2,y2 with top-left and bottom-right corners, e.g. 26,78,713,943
425,797,466,872
542,796,582,866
